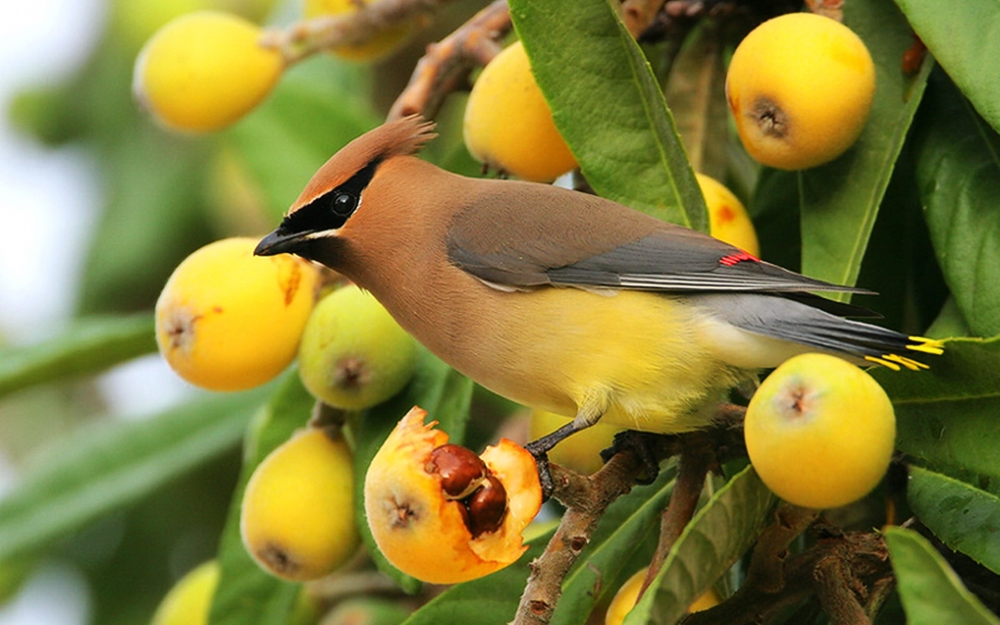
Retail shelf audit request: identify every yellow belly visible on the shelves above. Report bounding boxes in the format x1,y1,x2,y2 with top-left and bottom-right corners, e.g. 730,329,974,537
459,288,744,433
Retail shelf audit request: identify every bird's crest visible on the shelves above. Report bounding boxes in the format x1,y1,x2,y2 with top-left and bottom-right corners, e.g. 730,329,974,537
290,115,437,214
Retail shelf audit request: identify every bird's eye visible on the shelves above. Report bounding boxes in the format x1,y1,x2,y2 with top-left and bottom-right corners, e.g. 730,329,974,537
330,192,357,217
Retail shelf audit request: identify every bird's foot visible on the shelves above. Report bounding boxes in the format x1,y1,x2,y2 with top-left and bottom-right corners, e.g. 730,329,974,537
601,430,665,485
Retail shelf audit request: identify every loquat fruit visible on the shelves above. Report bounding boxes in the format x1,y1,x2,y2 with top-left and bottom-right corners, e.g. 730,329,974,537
155,237,319,392
298,284,418,410
151,560,219,625
364,407,542,584
463,40,577,183
241,427,360,581
695,173,760,257
725,12,875,170
133,10,284,132
605,567,720,625
744,353,896,509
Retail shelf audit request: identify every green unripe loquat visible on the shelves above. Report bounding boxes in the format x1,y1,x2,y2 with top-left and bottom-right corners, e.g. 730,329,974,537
298,284,418,410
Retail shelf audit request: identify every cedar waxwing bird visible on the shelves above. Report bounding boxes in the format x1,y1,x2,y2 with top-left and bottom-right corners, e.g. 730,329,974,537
255,116,943,455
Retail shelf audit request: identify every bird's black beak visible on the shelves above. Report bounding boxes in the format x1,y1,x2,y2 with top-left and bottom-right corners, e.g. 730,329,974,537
254,228,311,257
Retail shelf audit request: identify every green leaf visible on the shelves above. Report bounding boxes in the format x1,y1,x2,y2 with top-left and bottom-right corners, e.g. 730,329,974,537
885,526,1000,625
551,470,675,625
872,337,1000,479
749,168,800,270
0,386,269,564
663,22,729,181
508,0,707,230
912,71,1000,337
0,313,156,399
625,466,777,625
349,348,474,593
208,371,316,625
799,0,932,292
78,128,216,314
926,297,972,340
893,0,1000,135
907,466,1000,574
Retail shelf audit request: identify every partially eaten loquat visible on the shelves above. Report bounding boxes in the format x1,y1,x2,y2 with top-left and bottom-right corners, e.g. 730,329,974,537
364,407,542,584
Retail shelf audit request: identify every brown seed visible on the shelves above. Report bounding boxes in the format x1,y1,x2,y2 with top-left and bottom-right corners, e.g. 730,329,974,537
466,475,508,538
426,444,487,499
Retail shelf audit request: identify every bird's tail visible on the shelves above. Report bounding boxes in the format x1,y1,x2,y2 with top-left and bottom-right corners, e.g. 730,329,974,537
769,315,945,370
702,294,945,370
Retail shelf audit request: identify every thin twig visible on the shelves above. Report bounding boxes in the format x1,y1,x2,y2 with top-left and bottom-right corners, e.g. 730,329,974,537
260,0,452,65
388,0,511,120
640,443,712,594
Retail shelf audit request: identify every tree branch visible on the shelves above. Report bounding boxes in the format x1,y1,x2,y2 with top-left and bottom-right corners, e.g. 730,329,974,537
640,440,712,594
513,406,748,625
513,451,644,625
388,0,511,120
681,514,892,625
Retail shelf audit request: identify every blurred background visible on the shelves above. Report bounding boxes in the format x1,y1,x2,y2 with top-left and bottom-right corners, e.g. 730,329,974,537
0,2,195,623
0,1,484,622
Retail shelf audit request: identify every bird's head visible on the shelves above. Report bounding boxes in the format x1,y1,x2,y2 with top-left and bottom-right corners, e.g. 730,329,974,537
254,115,437,264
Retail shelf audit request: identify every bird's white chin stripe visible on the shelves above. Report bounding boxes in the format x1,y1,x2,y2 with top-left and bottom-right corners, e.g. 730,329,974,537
303,228,342,240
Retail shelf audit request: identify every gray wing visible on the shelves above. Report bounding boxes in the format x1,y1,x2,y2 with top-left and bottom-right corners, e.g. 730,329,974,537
446,181,870,302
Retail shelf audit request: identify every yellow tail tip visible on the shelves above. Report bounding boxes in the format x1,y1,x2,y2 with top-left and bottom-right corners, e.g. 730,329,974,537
864,354,930,371
907,336,946,355
865,356,901,371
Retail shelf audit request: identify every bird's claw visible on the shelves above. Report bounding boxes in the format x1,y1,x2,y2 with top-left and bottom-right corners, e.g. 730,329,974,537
525,441,555,501
601,430,663,485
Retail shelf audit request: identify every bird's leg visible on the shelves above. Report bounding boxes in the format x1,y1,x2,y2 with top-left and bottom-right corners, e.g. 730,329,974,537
525,410,602,500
